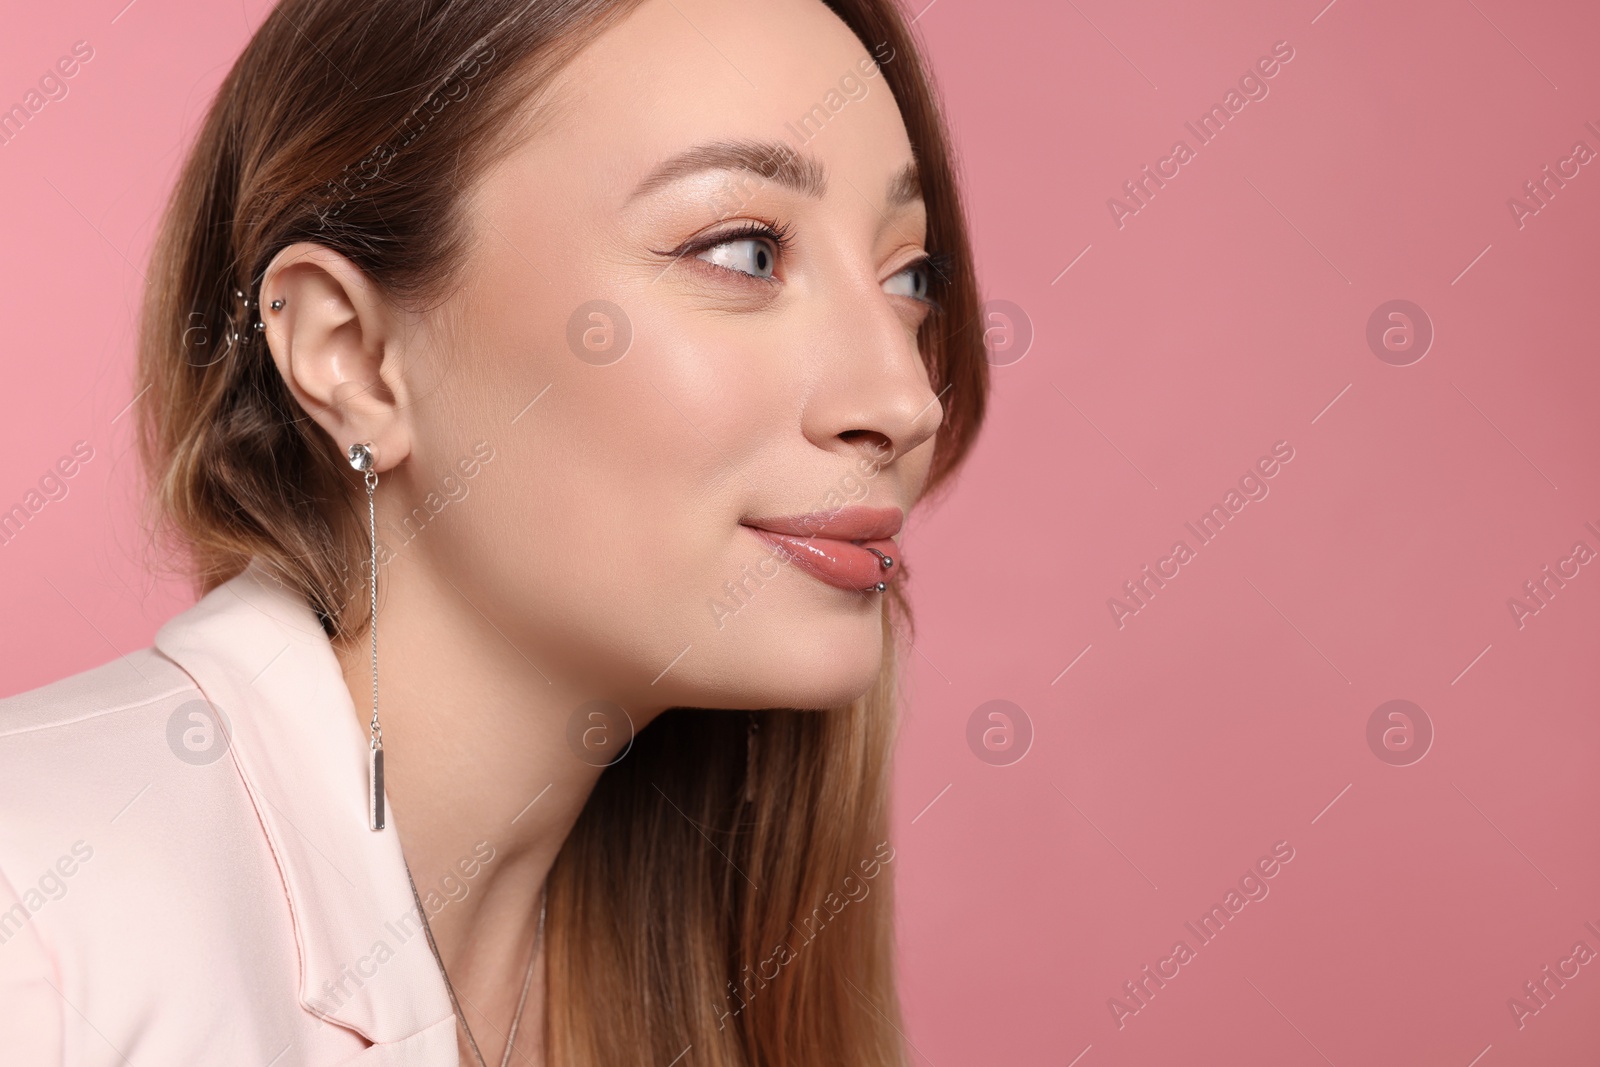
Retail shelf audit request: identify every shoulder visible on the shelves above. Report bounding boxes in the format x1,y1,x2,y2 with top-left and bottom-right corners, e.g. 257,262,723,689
0,652,204,1056
0,649,302,1055
0,646,244,915
0,646,270,914
0,648,202,849
0,646,196,740
0,642,278,896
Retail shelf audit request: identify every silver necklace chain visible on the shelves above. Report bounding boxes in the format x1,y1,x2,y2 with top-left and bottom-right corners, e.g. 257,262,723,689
404,862,548,1067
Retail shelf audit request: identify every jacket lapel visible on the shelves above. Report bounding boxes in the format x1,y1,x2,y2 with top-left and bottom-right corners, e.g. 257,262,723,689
153,560,453,1047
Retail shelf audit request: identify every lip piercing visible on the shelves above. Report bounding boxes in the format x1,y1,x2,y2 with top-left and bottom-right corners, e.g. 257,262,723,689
868,581,887,592
862,546,894,570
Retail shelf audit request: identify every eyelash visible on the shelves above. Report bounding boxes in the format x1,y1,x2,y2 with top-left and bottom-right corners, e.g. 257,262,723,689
664,220,949,309
914,253,956,303
670,219,794,275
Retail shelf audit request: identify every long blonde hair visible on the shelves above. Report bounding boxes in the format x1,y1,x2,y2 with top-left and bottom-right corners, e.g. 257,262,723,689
135,1,988,1062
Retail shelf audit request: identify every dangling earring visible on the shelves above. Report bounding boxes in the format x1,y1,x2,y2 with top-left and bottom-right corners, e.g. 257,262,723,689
348,442,384,831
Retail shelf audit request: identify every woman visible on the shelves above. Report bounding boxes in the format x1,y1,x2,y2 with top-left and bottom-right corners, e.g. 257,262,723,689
0,0,986,1062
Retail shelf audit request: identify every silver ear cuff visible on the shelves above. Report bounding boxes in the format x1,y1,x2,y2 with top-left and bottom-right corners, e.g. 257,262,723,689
233,290,286,336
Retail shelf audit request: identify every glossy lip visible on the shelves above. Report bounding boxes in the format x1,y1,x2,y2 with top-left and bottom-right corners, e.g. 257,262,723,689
741,506,903,593
740,505,903,541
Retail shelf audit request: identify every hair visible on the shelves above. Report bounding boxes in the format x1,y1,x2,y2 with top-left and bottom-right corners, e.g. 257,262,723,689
134,1,988,1063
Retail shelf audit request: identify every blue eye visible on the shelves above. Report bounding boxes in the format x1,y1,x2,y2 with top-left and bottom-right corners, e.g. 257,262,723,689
883,260,931,301
698,236,777,278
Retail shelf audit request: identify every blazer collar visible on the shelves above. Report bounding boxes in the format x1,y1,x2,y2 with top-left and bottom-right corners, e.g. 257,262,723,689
153,559,452,1045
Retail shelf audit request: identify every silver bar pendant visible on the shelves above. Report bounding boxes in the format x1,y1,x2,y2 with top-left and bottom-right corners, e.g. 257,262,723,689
369,744,385,830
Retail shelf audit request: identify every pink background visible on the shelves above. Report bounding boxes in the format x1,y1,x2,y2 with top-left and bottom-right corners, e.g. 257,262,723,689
3,0,1598,1064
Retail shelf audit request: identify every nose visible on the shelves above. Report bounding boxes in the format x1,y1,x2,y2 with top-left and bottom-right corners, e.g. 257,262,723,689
801,288,945,469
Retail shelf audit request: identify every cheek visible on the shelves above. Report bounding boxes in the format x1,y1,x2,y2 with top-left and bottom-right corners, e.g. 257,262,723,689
426,312,780,682
429,200,895,707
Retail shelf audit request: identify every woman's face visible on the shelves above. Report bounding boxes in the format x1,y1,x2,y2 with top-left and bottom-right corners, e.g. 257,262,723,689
380,0,942,715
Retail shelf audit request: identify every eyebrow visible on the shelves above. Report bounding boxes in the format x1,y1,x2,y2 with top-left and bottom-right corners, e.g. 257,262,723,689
628,138,922,208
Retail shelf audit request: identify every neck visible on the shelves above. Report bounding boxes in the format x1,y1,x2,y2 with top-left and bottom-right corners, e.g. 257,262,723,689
332,550,664,1064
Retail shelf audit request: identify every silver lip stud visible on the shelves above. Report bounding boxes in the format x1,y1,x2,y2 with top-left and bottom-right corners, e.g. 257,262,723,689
871,581,886,593
863,546,894,569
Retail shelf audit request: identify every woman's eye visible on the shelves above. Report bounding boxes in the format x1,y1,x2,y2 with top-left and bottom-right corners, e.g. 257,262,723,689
697,237,776,279
883,261,931,302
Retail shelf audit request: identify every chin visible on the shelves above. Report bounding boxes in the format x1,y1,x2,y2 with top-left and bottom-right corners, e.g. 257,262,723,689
765,673,880,712
744,624,886,710
677,617,886,712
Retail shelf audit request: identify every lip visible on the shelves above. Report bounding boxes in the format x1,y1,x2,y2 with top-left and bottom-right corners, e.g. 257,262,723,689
742,505,902,541
741,505,903,593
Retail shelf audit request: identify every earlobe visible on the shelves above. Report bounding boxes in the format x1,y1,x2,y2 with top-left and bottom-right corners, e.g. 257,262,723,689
260,242,414,472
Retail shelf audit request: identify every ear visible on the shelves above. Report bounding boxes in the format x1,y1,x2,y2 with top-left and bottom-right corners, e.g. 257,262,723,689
258,242,414,473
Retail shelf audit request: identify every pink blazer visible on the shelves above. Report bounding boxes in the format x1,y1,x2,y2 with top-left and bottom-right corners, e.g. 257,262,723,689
0,561,461,1064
